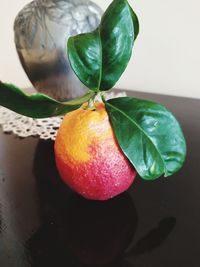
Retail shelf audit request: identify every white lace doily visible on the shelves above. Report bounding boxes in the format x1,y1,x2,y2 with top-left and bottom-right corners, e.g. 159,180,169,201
0,91,126,140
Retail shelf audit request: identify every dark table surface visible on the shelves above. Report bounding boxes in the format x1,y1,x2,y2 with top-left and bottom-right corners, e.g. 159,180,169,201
0,90,200,267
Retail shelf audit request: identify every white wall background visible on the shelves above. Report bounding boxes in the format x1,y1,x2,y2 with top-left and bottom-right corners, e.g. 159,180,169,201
0,0,200,98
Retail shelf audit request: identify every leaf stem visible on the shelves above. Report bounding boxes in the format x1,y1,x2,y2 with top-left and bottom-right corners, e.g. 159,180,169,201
101,92,106,103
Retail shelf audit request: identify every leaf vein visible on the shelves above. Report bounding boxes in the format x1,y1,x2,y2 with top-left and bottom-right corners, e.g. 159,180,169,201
106,101,167,174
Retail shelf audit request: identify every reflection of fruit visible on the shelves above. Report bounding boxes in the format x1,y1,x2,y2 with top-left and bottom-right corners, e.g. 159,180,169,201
54,102,136,200
31,141,137,266
65,193,138,265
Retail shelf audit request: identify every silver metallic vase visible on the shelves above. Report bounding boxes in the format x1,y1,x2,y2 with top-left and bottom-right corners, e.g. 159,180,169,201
14,0,102,100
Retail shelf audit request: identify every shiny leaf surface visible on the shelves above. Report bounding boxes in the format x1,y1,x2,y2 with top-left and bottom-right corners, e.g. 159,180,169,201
105,97,186,180
68,0,139,92
0,82,94,118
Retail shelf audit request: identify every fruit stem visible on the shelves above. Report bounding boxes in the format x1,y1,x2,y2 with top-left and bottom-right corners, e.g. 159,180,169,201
86,92,106,110
87,97,96,110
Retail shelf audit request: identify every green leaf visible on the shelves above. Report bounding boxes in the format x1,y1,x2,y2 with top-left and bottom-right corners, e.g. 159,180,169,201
67,0,139,92
0,82,95,118
105,97,186,180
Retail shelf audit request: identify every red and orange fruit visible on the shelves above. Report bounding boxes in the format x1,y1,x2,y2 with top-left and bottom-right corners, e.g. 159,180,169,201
54,102,136,200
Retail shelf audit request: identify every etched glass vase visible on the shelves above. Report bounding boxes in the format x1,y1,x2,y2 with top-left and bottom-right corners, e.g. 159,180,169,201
14,0,102,100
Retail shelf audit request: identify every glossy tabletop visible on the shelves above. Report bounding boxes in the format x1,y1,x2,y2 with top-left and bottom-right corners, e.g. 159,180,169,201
0,90,200,267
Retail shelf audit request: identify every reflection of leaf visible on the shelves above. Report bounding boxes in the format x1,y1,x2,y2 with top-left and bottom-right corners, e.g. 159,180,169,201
26,14,38,47
46,5,64,21
0,82,94,118
129,217,176,256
